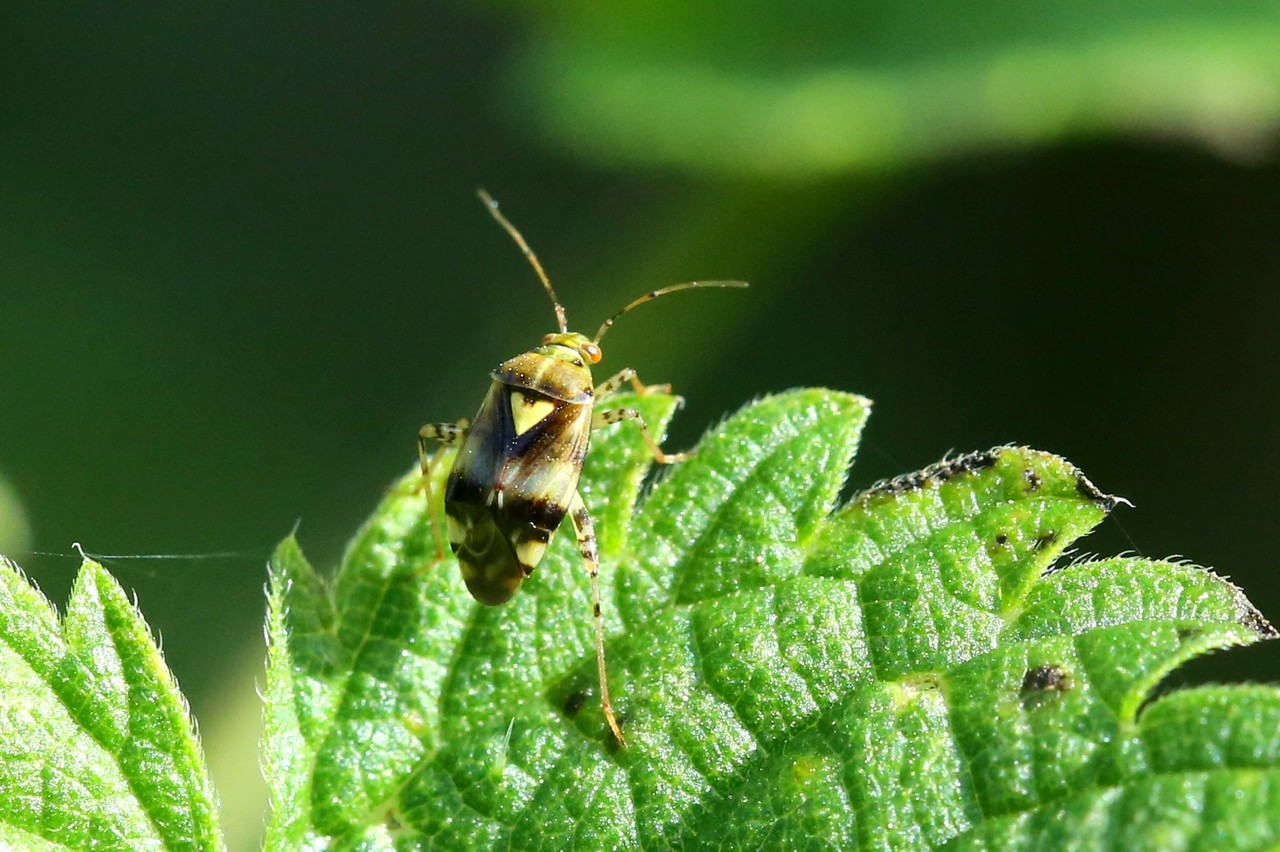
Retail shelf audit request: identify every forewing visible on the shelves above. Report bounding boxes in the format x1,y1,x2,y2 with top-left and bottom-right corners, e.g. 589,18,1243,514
442,384,590,605
496,398,591,533
446,383,514,508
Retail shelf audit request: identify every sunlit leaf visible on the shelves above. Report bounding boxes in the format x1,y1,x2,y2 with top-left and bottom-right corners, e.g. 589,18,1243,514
0,557,224,850
264,389,1280,848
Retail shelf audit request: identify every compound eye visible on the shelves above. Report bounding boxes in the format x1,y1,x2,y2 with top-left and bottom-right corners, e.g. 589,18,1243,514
582,343,602,363
542,333,556,344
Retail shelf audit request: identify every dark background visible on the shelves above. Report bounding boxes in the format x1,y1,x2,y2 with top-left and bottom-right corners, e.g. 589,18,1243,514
3,3,1278,846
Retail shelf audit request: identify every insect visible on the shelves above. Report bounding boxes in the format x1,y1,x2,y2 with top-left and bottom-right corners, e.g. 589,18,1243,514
418,190,745,746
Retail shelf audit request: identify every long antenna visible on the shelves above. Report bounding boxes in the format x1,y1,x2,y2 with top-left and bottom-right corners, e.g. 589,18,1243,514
593,281,748,343
477,189,568,333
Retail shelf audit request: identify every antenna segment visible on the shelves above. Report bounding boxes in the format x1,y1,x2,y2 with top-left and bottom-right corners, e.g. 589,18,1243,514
593,281,748,343
477,190,569,333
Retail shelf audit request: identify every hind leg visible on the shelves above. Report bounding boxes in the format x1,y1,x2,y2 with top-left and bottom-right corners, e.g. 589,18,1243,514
568,490,626,746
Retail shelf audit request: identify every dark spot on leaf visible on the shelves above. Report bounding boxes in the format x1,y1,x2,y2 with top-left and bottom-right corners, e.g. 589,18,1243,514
994,533,1009,546
383,810,404,831
1021,664,1071,706
858,449,1002,501
1023,467,1042,492
1176,626,1200,642
563,690,588,717
1032,531,1058,551
902,672,942,692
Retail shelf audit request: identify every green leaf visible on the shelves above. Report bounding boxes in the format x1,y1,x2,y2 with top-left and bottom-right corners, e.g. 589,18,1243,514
0,556,224,850
264,388,1279,848
0,470,30,555
490,3,1280,174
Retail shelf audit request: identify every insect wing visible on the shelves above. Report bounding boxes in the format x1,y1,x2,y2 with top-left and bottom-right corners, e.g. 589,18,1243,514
447,382,514,506
494,392,590,531
444,383,590,605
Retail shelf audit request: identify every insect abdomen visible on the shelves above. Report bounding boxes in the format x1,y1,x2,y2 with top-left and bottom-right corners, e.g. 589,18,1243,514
446,503,549,605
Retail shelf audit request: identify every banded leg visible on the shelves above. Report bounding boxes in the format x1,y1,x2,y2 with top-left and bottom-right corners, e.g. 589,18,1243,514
568,490,626,746
417,419,469,558
593,407,690,464
596,367,678,403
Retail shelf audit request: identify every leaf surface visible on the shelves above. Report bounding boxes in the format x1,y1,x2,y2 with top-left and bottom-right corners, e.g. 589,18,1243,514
264,389,1280,849
0,557,224,850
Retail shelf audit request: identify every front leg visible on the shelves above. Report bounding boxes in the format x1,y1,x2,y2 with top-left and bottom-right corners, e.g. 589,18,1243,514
595,367,680,406
568,490,626,747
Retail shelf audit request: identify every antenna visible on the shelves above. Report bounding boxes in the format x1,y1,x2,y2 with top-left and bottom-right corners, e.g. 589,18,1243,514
477,189,568,333
593,281,748,343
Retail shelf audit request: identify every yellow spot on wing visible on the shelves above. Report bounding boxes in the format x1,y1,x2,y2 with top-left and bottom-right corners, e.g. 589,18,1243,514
515,537,547,571
510,391,557,435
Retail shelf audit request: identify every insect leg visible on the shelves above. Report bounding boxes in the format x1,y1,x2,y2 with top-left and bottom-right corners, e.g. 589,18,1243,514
568,490,626,747
593,407,691,464
418,421,468,467
417,419,469,558
595,367,679,404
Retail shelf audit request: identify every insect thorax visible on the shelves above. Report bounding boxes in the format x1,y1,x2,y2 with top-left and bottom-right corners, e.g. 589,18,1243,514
491,338,596,404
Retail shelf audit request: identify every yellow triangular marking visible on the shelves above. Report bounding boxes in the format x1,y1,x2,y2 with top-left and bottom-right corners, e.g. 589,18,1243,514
510,391,556,435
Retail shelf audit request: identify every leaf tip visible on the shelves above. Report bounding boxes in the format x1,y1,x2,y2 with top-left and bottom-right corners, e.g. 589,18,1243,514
269,533,310,583
1222,574,1278,639
1071,468,1130,513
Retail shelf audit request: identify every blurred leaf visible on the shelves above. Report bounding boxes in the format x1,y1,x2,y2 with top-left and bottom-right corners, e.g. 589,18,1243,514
263,388,1280,848
0,472,30,556
493,3,1280,174
0,557,224,849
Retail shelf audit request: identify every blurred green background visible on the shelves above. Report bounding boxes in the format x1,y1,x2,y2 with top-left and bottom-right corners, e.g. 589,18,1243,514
4,2,1280,847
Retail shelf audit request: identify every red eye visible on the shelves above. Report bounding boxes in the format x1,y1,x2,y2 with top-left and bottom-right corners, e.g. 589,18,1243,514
583,343,602,363
542,333,555,344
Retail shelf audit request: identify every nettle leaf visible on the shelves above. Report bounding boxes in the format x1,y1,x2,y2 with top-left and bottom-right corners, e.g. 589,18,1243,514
264,388,1279,849
0,557,223,850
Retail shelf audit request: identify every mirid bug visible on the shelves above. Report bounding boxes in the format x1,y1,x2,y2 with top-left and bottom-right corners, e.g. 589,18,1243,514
418,191,745,746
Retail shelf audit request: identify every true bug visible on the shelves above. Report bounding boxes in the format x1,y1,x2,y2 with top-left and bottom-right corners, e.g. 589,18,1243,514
418,191,745,746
